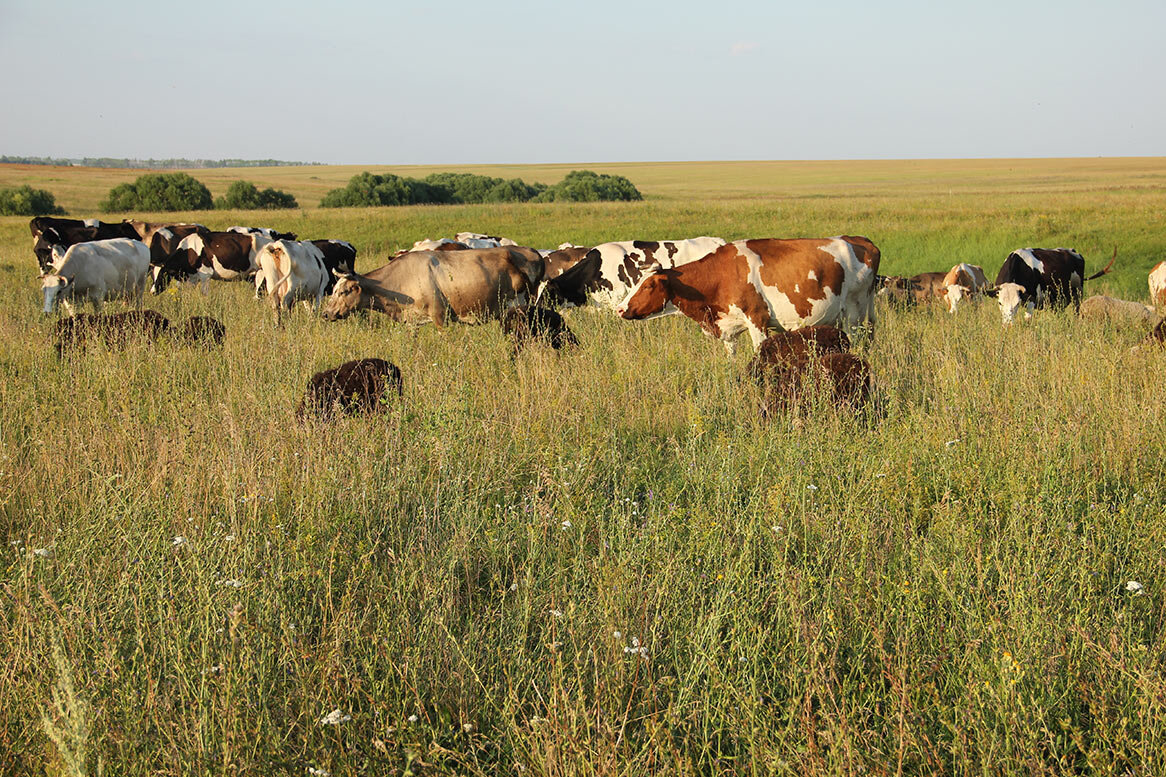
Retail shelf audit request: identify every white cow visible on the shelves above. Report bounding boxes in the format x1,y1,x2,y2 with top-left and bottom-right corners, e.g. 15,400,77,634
410,238,463,251
456,232,517,248
41,238,150,315
255,240,329,324
1149,261,1166,307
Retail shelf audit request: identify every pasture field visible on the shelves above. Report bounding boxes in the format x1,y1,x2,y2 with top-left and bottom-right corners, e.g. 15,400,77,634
1,159,1165,775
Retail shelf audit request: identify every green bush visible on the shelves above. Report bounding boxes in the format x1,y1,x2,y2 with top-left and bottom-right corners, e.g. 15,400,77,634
215,180,298,210
100,173,214,212
319,170,635,208
0,185,65,216
534,170,642,202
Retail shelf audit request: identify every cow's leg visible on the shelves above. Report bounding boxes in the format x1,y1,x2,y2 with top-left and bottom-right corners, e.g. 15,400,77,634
722,337,738,356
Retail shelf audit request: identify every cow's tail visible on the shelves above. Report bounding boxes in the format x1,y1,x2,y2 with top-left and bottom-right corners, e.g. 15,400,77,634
1086,246,1117,281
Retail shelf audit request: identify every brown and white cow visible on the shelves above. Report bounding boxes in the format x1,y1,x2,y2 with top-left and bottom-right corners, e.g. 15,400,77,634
1149,261,1166,307
322,249,533,327
616,236,880,353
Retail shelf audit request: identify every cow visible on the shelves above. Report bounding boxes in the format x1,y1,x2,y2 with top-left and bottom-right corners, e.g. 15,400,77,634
1149,261,1166,307
1148,319,1166,344
456,232,518,248
121,220,209,264
502,305,578,357
307,239,357,293
410,238,465,252
296,359,403,420
322,249,534,327
943,263,989,293
228,225,298,241
542,245,592,280
40,238,151,315
539,237,726,310
151,231,271,293
254,240,329,324
53,310,171,357
747,326,851,383
176,316,226,348
32,220,140,273
615,236,881,353
759,352,872,415
991,247,1116,324
1078,295,1159,326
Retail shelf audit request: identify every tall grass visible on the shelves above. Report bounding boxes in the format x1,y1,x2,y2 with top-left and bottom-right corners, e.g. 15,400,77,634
1,167,1165,775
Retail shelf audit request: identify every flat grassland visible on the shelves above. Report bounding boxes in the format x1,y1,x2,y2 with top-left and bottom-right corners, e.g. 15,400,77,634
1,159,1165,775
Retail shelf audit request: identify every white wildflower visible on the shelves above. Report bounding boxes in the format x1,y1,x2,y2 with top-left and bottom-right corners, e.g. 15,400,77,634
772,525,782,533
1126,580,1146,595
561,519,572,530
945,439,960,448
172,536,187,547
624,637,648,656
613,630,622,639
318,709,351,726
462,723,475,733
307,767,330,777
218,579,244,589
224,534,236,542
806,484,818,492
549,609,564,619
33,547,53,558
509,581,518,591
407,714,418,723
529,716,547,726
875,473,886,478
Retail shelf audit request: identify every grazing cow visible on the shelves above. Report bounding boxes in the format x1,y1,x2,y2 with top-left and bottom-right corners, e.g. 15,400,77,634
40,238,151,315
176,316,226,347
539,237,726,310
747,326,851,382
1149,261,1166,307
760,352,872,415
122,220,209,264
228,225,298,241
322,249,534,327
254,240,329,323
307,239,357,293
1148,319,1166,344
52,310,171,356
410,238,465,252
297,358,403,420
943,263,989,293
616,236,881,353
456,232,517,248
991,247,1116,324
502,305,578,357
877,276,919,309
151,231,271,293
32,220,140,273
1078,295,1159,326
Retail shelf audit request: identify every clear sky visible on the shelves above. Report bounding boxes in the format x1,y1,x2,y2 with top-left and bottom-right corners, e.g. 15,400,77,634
1,0,1162,164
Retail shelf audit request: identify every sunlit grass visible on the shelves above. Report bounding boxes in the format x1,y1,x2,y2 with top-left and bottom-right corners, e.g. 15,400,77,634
1,165,1165,775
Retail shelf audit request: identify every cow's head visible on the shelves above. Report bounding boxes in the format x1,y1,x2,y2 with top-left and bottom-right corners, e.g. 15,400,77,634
40,273,71,314
322,273,363,321
993,282,1028,325
616,268,671,320
943,284,970,314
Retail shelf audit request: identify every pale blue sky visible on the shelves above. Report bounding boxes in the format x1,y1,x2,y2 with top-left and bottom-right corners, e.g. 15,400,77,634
1,0,1162,163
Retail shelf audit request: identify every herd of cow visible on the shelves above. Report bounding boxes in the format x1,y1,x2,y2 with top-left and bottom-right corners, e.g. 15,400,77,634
27,215,1166,417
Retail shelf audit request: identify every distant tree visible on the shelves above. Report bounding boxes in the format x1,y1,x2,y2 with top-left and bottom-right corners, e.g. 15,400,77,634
216,180,298,210
0,185,65,216
535,170,642,202
485,178,546,203
320,172,455,208
101,173,214,212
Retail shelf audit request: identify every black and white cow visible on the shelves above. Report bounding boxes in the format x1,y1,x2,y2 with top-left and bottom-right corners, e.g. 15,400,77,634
228,225,298,241
151,231,271,293
308,240,357,294
991,247,1116,324
31,219,140,273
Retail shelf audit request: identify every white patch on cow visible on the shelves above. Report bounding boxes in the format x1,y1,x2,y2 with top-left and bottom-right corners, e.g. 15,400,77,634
178,233,206,255
944,284,969,314
592,236,726,311
1150,261,1166,306
807,270,818,281
1014,249,1044,273
83,218,99,228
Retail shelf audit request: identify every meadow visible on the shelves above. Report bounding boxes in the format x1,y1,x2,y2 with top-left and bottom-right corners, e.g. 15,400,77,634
1,158,1165,776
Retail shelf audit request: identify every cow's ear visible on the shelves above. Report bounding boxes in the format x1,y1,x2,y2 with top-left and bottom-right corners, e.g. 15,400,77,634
983,286,999,298
59,276,71,287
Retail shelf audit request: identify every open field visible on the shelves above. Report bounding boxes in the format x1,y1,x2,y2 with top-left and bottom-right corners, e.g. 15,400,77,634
2,160,1166,775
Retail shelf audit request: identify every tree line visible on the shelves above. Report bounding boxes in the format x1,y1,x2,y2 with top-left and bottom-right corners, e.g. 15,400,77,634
0,156,318,169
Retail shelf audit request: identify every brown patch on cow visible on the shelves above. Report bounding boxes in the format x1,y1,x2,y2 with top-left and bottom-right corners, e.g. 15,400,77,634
664,242,679,260
542,246,591,279
909,272,949,304
433,242,469,251
750,239,845,319
177,316,226,348
297,358,403,421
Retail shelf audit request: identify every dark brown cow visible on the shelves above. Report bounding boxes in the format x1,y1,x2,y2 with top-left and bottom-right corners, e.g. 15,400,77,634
759,352,872,415
747,326,851,382
502,305,578,357
176,316,226,348
878,276,919,309
1148,319,1166,344
297,359,403,420
53,310,171,357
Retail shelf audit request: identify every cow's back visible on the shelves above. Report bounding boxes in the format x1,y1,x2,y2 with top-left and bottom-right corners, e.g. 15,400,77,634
367,250,530,324
59,239,149,293
746,236,878,330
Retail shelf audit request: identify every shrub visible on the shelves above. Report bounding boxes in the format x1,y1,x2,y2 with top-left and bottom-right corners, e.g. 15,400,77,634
215,180,298,210
101,173,214,212
320,172,454,208
0,185,65,216
535,170,642,202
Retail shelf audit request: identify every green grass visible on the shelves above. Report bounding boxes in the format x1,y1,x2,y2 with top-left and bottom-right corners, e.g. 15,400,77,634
1,159,1165,775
